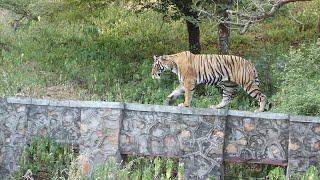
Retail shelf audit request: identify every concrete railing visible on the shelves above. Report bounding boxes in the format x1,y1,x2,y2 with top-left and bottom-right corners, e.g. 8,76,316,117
0,97,319,179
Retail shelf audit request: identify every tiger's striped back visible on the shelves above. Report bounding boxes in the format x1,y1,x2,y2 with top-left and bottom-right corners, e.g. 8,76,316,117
191,54,257,86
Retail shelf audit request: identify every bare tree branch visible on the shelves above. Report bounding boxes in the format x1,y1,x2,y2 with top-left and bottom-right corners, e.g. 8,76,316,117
241,0,311,33
198,0,311,34
252,0,311,21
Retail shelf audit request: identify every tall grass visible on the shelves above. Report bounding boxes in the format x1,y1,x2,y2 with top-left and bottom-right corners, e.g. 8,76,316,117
12,136,77,180
68,155,184,180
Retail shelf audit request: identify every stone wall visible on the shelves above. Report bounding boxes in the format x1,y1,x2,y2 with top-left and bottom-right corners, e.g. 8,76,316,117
288,116,320,175
120,104,227,179
224,110,289,166
0,97,319,179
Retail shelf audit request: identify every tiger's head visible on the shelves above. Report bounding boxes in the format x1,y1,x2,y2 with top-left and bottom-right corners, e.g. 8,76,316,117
151,55,173,79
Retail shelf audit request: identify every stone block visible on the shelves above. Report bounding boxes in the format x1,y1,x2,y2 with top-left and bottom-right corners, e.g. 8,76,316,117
224,115,289,164
80,108,122,176
288,119,320,176
47,106,80,144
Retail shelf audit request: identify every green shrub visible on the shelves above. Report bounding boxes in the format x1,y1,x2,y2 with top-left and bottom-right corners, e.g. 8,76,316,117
290,166,320,180
300,166,319,180
90,156,183,180
268,166,286,180
224,162,281,179
272,45,320,115
12,136,76,180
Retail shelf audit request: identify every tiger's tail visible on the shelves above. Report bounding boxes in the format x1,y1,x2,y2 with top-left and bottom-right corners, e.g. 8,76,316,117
253,66,260,87
252,66,272,111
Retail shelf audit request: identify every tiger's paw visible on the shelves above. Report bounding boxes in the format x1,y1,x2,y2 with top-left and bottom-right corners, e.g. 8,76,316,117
178,103,189,107
254,109,264,112
210,105,222,109
164,100,170,106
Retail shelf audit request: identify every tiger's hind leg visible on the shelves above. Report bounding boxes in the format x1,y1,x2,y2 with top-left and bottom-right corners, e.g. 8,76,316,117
243,82,267,112
164,84,185,105
210,82,236,109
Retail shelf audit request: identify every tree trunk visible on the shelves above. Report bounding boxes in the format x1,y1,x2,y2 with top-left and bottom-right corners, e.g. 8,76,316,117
217,1,232,99
173,0,201,54
218,11,230,55
318,16,320,37
216,0,232,55
186,20,201,54
317,16,320,47
316,16,320,47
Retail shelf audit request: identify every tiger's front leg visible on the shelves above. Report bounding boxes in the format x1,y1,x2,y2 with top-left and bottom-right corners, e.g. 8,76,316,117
164,84,185,105
178,80,195,107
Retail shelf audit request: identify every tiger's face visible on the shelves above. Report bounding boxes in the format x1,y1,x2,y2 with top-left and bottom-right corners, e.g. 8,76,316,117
151,55,166,79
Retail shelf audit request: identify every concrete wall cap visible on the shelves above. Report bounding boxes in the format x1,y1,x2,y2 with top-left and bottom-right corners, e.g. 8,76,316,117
228,109,289,120
6,97,32,104
5,97,124,109
124,103,227,116
69,100,124,109
5,97,320,122
290,115,320,123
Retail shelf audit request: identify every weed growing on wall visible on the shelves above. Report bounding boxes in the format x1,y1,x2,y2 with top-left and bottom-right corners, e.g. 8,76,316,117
12,136,77,180
268,167,286,180
66,154,184,179
290,166,320,180
224,162,282,179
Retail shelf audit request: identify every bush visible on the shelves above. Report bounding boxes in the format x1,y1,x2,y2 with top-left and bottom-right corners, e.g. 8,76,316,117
69,155,184,180
272,45,320,115
268,166,286,180
289,166,320,180
224,162,281,179
13,136,76,180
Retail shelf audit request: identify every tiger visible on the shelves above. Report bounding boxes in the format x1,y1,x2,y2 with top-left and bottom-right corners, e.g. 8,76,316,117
151,51,268,112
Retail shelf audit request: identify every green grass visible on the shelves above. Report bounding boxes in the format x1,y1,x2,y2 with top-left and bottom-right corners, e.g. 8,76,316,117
12,136,77,180
70,155,184,180
1,1,319,115
0,1,318,106
225,162,285,179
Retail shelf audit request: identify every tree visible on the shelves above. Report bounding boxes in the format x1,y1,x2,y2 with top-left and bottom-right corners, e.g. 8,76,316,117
317,16,320,47
173,0,201,54
132,0,311,54
133,0,201,54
